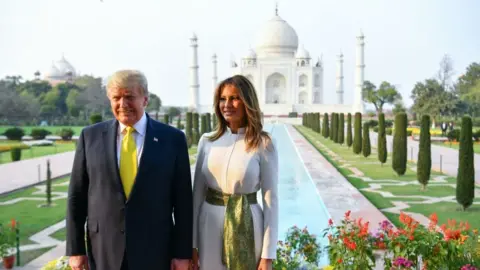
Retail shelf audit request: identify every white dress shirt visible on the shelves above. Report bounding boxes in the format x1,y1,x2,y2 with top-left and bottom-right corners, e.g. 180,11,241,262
117,113,147,167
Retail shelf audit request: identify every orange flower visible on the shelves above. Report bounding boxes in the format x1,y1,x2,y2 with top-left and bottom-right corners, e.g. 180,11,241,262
337,258,343,263
328,218,333,226
345,210,351,219
10,219,16,229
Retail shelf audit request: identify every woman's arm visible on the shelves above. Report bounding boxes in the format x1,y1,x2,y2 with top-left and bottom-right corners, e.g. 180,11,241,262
192,135,207,249
259,137,279,259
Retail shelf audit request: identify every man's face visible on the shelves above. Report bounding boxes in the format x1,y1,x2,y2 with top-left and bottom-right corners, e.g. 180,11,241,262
108,86,148,126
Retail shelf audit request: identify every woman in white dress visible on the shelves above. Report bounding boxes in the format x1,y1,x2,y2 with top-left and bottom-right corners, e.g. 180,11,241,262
191,75,279,270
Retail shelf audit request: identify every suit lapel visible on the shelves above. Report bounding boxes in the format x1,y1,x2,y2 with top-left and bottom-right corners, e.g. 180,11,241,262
103,120,127,202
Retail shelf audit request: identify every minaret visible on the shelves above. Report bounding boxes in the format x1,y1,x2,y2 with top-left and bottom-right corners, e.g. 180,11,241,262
354,30,365,114
189,33,200,112
212,53,218,91
336,52,344,104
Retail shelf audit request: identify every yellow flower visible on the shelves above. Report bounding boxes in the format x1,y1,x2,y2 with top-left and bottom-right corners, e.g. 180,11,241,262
323,266,335,270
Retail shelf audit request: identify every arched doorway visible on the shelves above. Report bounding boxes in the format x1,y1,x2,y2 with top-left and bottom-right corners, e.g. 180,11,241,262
265,73,286,104
298,91,308,104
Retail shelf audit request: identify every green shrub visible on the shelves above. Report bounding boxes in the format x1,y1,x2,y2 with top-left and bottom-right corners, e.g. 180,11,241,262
346,113,353,148
377,113,387,166
4,127,24,141
352,112,362,154
288,112,298,118
193,113,200,144
417,115,431,190
46,159,52,205
212,113,217,131
206,113,212,132
362,123,371,157
323,113,329,138
89,113,103,124
163,114,170,124
338,113,345,145
58,128,74,140
10,147,22,161
176,116,183,130
373,126,379,133
392,112,408,176
329,113,335,141
456,116,475,211
386,128,393,135
200,114,207,136
447,129,460,142
366,119,378,127
30,128,51,140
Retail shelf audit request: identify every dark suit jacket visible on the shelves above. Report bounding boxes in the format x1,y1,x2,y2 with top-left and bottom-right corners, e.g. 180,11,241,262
66,114,193,270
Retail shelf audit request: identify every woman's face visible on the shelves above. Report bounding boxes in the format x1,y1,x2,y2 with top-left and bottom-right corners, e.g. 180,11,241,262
219,84,246,127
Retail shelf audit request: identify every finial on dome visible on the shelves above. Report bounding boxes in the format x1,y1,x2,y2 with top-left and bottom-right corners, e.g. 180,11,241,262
275,1,278,16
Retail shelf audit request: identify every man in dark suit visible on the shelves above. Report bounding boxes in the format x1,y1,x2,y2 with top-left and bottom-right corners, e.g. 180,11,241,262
66,70,193,270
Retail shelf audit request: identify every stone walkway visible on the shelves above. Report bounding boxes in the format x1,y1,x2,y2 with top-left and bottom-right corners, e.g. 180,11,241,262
370,131,480,185
0,151,75,195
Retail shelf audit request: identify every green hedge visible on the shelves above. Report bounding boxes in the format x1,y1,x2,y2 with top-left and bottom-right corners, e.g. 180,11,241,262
377,113,387,165
456,116,475,211
346,113,352,148
338,113,345,145
352,112,362,154
362,122,371,157
417,114,431,190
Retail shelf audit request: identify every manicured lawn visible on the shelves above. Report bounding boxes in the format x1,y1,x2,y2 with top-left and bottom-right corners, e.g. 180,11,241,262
296,125,480,230
432,141,480,154
0,141,76,164
0,126,85,136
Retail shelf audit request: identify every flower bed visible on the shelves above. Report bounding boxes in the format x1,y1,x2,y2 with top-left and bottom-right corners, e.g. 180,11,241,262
323,211,480,269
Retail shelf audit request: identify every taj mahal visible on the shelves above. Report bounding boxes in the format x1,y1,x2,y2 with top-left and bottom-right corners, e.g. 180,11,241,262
189,7,366,116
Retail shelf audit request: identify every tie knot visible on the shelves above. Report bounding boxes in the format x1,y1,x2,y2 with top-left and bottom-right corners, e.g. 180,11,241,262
125,126,135,135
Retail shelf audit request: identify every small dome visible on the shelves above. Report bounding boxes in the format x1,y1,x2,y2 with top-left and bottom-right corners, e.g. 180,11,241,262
244,48,257,59
254,15,299,58
295,45,310,59
45,63,62,78
54,55,76,77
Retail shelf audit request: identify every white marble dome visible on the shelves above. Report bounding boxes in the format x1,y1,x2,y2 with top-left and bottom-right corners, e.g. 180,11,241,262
54,55,76,76
254,15,299,58
45,63,62,78
244,48,257,59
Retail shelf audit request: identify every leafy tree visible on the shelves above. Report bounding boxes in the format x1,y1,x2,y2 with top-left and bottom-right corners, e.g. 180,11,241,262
362,80,402,114
456,116,475,211
417,115,431,191
338,113,345,145
392,112,408,176
377,113,387,165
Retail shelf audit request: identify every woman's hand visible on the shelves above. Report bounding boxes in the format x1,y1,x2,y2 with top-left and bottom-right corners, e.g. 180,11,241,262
191,248,199,270
257,258,272,270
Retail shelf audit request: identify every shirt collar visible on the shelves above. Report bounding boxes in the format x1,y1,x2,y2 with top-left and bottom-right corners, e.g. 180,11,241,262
118,112,147,136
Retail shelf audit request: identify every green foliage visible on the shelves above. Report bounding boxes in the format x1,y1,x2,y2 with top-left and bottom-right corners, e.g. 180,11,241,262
163,114,170,124
200,114,207,136
273,226,322,270
330,113,335,141
314,113,321,133
346,113,353,147
57,128,74,140
362,123,371,157
206,113,212,132
377,113,387,165
353,112,362,154
186,112,193,148
456,116,475,211
417,115,432,190
89,113,102,125
10,147,21,161
362,80,402,113
323,113,329,138
392,112,408,176
30,128,51,140
212,113,217,131
46,159,52,205
176,116,183,130
338,113,345,145
193,113,200,145
4,127,24,141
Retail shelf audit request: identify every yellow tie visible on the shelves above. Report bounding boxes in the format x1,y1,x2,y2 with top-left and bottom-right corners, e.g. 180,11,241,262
120,126,137,198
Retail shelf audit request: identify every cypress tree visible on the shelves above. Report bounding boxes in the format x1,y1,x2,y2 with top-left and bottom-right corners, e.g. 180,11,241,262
163,114,170,124
392,112,408,176
353,112,362,154
330,113,335,141
315,113,321,133
193,112,200,144
206,113,212,132
302,113,306,126
362,122,371,157
338,113,345,145
333,113,338,143
176,116,182,130
378,113,387,166
323,113,329,138
200,114,207,136
46,159,52,206
212,113,217,130
417,114,431,191
456,116,475,211
186,112,193,147
346,113,353,148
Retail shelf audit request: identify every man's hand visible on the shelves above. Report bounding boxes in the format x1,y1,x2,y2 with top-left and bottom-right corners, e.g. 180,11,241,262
257,258,272,270
69,255,89,270
191,249,199,270
170,258,190,270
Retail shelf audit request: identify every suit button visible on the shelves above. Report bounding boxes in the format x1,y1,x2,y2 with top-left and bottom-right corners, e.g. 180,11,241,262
121,229,125,234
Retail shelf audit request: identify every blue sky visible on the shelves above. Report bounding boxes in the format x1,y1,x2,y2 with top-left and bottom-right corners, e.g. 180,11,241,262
0,0,478,109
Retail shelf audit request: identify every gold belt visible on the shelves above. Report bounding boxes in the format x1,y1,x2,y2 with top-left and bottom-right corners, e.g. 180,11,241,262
205,188,257,270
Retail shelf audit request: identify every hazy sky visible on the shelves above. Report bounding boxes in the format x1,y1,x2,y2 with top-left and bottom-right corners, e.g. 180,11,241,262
1,0,478,109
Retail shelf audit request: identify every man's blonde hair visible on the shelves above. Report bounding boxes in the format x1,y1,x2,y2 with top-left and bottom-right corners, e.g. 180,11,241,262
106,70,149,96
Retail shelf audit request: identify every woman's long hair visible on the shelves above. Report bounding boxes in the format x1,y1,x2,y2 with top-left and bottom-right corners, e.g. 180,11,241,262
209,75,271,152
